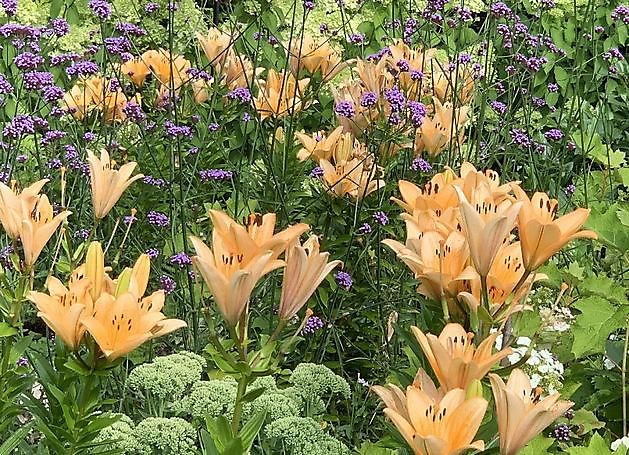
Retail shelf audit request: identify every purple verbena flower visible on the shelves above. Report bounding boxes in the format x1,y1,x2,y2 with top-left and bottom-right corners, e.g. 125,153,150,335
48,18,70,37
23,71,54,90
147,210,170,227
14,52,44,70
309,166,324,178
146,248,160,259
407,100,426,127
359,91,378,108
160,275,176,295
335,271,353,290
66,60,99,78
164,120,192,138
544,128,564,141
88,0,111,19
169,252,191,267
334,100,355,118
199,169,233,182
372,211,389,225
358,223,372,234
302,315,324,334
411,157,432,172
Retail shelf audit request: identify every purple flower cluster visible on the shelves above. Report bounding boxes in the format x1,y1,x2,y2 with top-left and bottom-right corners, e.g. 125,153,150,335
3,114,36,139
407,101,426,127
349,33,365,45
544,128,564,141
199,169,233,182
490,2,514,19
372,211,389,226
0,75,13,94
359,91,378,108
0,24,42,40
48,18,70,37
115,22,147,36
66,60,99,77
565,184,576,196
88,0,112,19
160,275,176,295
146,248,160,259
411,157,432,172
335,271,353,290
303,0,315,11
164,120,193,138
227,87,252,104
612,5,629,24
510,128,532,148
50,52,80,66
14,52,44,70
358,223,372,234
42,85,65,103
23,71,54,90
122,102,146,123
310,166,324,178
104,36,131,56
302,315,324,335
334,100,355,118
0,245,14,269
123,214,137,225
41,130,66,146
384,87,406,112
1,0,17,16
491,100,507,115
73,229,91,241
147,210,170,227
143,175,168,187
170,252,192,267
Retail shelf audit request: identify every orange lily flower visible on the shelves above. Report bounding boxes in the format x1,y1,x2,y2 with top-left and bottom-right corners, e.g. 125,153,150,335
375,384,487,455
86,149,144,220
489,369,573,455
215,50,258,90
190,232,282,327
289,35,350,82
454,187,522,277
512,186,597,271
20,194,71,267
254,69,310,120
412,323,511,391
383,230,475,303
278,235,342,320
120,57,151,87
0,179,48,240
80,291,186,361
196,28,233,66
414,98,470,157
295,126,345,163
27,276,93,350
208,209,309,260
319,158,385,200
142,49,191,89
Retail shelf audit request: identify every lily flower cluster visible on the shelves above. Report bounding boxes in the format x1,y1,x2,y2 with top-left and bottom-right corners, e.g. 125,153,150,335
330,40,473,158
28,241,186,361
190,209,341,332
384,162,597,323
0,179,70,268
373,323,573,455
196,28,257,90
296,126,385,200
63,75,140,123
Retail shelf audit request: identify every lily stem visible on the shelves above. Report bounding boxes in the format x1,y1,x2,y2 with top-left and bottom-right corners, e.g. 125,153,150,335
231,374,249,434
622,318,629,436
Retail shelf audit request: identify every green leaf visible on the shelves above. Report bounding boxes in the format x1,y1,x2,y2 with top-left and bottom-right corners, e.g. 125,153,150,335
239,387,266,404
571,409,605,436
0,322,17,338
239,410,266,452
0,421,34,455
585,204,629,251
519,435,554,454
572,296,628,358
566,432,611,454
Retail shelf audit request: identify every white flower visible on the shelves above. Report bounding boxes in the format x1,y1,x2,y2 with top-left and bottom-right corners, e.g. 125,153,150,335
516,336,532,346
529,373,542,388
357,373,369,387
605,358,617,370
611,436,629,452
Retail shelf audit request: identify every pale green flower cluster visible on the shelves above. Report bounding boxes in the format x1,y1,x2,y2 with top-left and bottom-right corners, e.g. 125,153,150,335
127,351,206,400
134,417,197,454
95,415,197,454
530,0,591,19
243,0,390,40
175,378,238,418
265,416,351,455
289,363,351,401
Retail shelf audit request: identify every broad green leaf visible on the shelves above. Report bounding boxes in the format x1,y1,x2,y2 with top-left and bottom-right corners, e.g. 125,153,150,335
519,435,554,454
572,409,604,436
0,322,17,338
566,432,611,454
572,296,628,358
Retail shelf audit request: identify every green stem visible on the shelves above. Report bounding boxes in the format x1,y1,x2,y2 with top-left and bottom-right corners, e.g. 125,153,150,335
231,375,249,434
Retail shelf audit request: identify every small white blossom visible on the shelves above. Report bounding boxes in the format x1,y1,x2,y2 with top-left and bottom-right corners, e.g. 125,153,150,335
612,436,629,452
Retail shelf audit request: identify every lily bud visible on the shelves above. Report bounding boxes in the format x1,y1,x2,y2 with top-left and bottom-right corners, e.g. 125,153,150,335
466,378,484,399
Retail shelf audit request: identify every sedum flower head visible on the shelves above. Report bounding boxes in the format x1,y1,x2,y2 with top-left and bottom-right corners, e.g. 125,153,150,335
127,352,205,400
134,417,197,454
175,379,237,418
290,363,351,401
265,416,350,455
